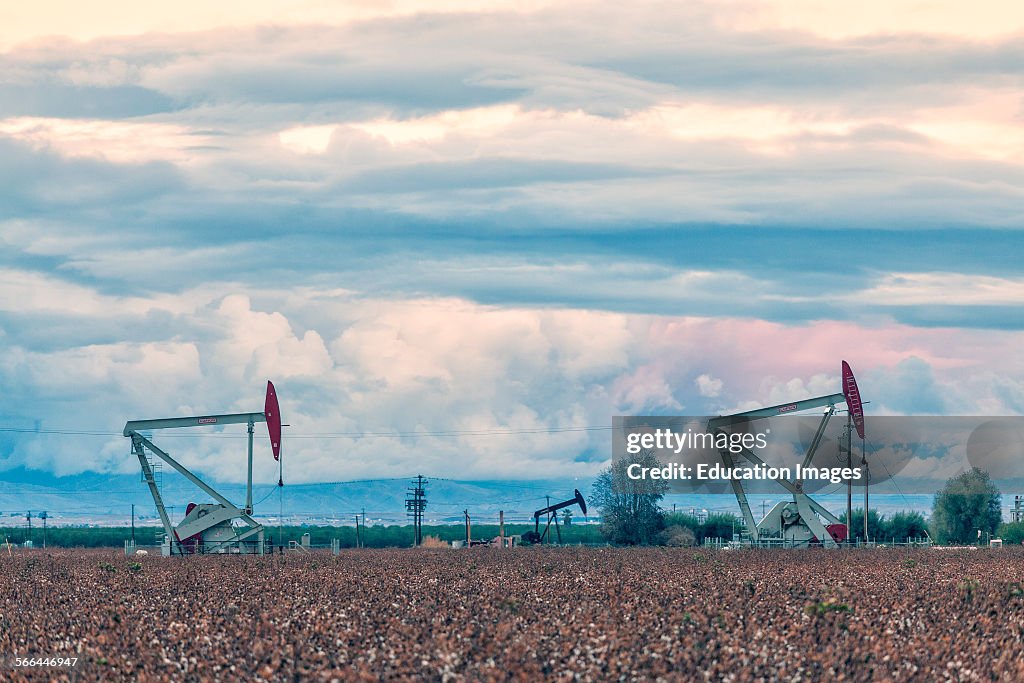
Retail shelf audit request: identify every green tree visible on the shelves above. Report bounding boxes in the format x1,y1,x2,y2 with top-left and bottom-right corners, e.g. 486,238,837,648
931,468,1002,544
700,513,741,542
659,511,741,545
884,511,929,542
997,522,1024,546
839,508,885,542
592,449,668,545
662,512,701,531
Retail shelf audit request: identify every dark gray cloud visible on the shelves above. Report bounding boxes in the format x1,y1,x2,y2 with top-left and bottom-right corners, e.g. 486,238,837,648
336,158,670,193
0,137,182,219
0,83,177,118
589,36,1024,104
0,308,191,352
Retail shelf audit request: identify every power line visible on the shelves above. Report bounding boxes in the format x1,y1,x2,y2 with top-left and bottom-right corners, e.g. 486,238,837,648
865,437,914,512
0,478,572,501
0,427,118,436
286,426,614,438
284,477,438,487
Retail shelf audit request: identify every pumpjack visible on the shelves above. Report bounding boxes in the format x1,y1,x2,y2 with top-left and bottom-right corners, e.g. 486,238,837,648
524,489,587,544
124,381,282,555
707,361,866,548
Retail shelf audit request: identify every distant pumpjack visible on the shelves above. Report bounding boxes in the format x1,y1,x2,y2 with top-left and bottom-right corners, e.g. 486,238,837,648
527,490,587,544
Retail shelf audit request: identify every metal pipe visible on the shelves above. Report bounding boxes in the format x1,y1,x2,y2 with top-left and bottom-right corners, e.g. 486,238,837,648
863,440,869,543
124,411,266,435
133,435,179,554
246,418,254,514
799,407,835,470
708,393,844,427
846,414,852,546
720,448,759,542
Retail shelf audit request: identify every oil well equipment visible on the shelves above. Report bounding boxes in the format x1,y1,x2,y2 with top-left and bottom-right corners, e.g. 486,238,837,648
524,489,587,544
123,381,282,555
707,360,867,548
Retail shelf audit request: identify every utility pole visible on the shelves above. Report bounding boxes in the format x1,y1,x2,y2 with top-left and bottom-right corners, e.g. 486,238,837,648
25,511,32,545
40,512,47,548
131,504,135,543
354,514,362,549
499,510,505,548
405,475,427,546
464,509,471,546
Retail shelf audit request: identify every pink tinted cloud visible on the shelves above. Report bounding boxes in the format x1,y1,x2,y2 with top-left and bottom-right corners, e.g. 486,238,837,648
640,316,1023,409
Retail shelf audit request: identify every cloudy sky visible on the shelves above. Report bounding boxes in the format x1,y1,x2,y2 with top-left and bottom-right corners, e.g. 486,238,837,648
1,0,1022,485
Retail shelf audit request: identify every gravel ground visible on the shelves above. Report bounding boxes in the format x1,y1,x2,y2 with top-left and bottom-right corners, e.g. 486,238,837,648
2,547,1023,681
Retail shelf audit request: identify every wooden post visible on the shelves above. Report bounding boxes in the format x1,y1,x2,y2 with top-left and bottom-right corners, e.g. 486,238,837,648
499,511,505,548
464,509,471,546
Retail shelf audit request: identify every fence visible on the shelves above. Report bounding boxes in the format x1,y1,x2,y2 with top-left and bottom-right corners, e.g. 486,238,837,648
701,536,934,549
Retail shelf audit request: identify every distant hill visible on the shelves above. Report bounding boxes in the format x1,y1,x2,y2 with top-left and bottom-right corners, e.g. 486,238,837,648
0,466,959,528
0,466,595,526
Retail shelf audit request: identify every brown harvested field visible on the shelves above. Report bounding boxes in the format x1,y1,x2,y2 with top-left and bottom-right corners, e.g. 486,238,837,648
2,547,1024,682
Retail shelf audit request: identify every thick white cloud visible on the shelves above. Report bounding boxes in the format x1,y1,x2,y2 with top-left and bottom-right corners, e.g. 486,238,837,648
212,294,332,382
695,374,723,398
3,274,1022,482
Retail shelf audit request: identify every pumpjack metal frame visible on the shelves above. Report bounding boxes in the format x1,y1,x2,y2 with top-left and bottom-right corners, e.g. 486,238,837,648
123,381,281,556
708,393,845,547
707,363,865,548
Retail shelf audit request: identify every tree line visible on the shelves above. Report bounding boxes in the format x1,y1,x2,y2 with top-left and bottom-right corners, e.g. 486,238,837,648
0,522,606,549
591,452,1024,546
5,465,1021,549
